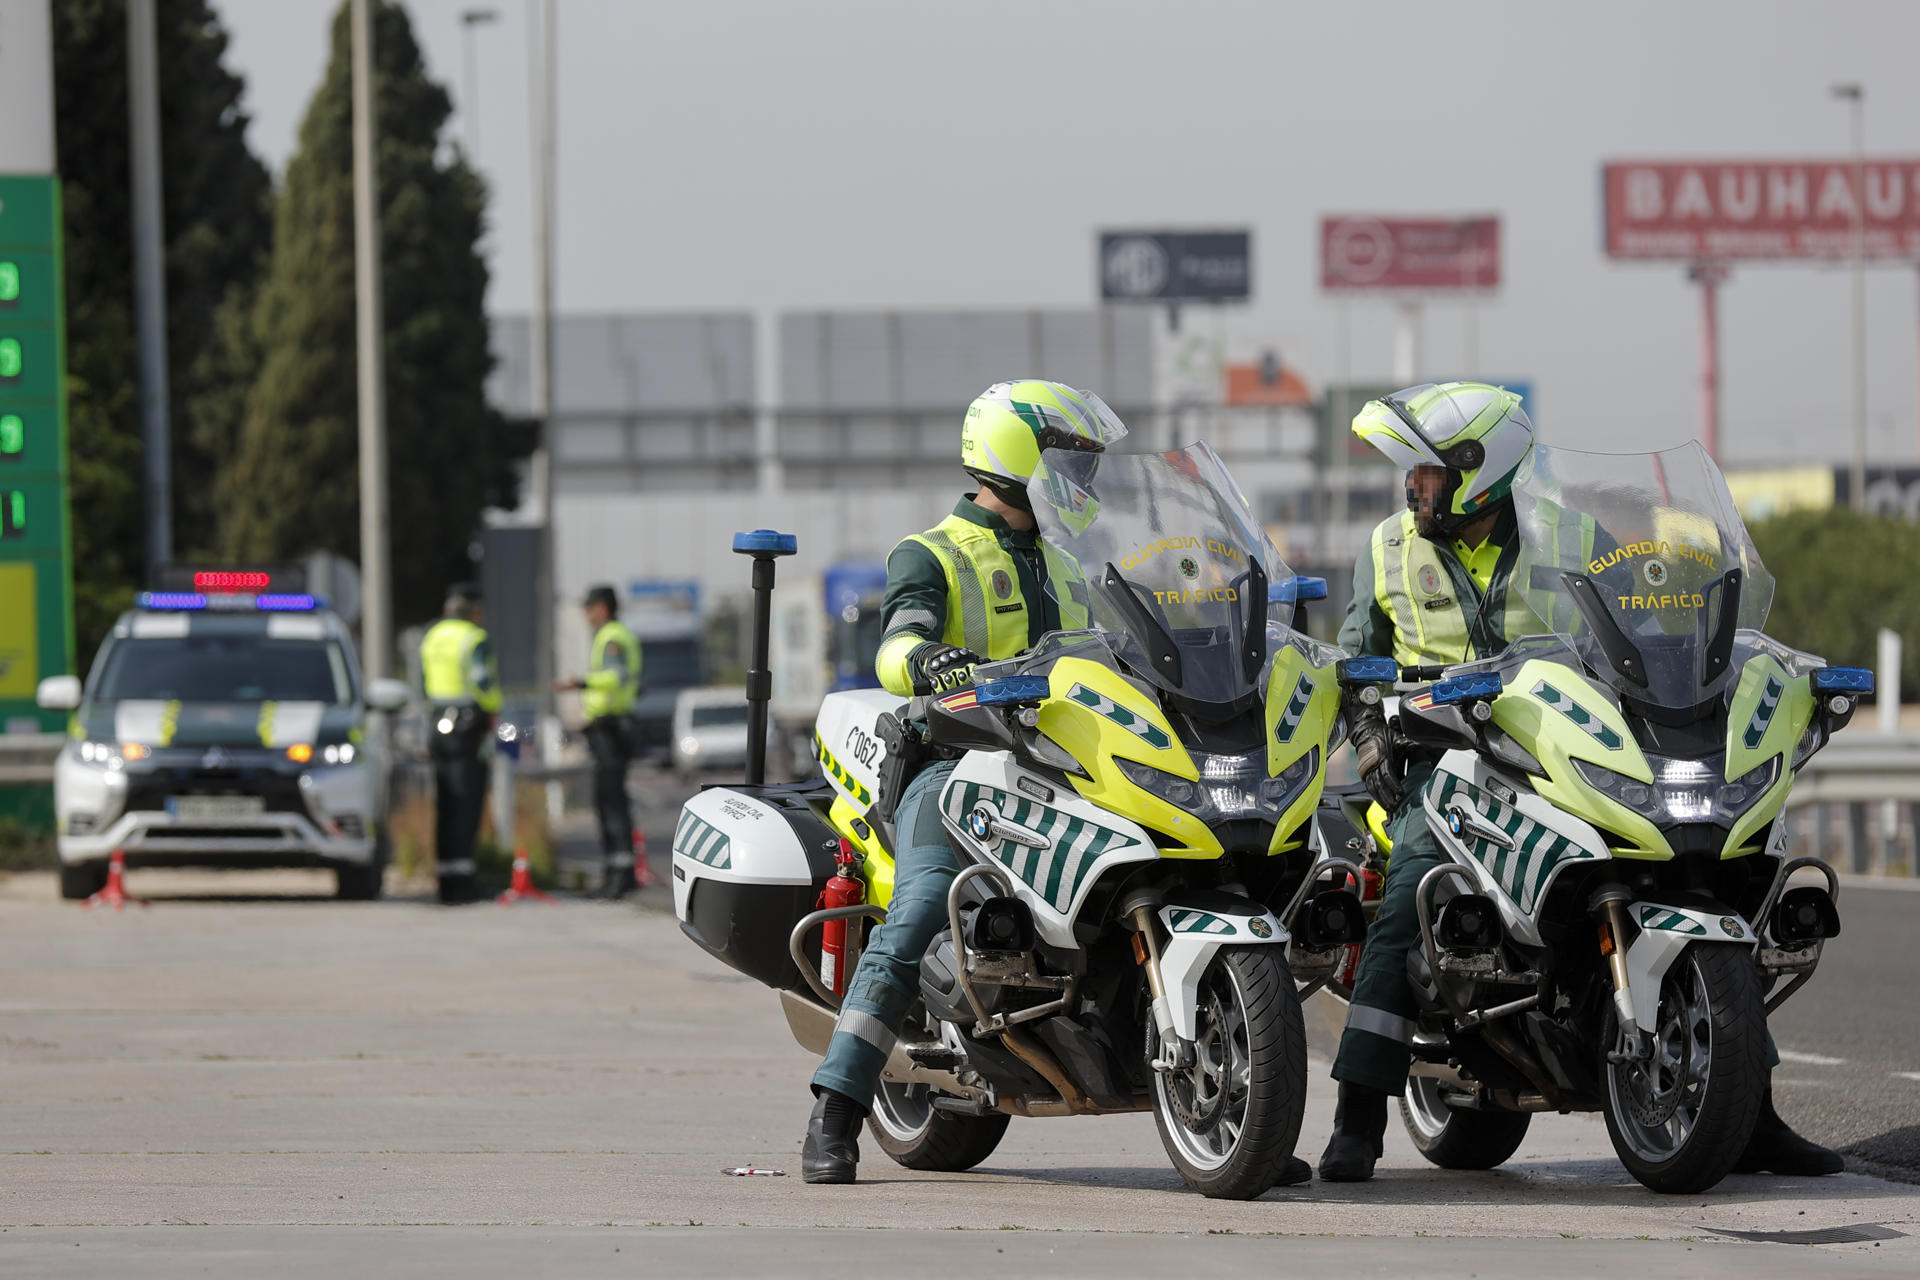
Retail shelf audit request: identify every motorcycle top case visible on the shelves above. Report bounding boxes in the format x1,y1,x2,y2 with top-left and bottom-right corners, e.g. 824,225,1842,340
672,782,841,991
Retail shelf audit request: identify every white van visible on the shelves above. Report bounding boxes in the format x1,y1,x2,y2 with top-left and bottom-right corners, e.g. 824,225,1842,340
670,685,751,778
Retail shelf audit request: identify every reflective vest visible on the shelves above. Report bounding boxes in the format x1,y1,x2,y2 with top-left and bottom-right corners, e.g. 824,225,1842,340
582,619,642,721
419,617,501,712
899,515,1039,661
1371,507,1594,667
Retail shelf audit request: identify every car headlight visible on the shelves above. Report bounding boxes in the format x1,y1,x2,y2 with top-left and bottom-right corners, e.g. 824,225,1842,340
321,743,357,766
77,740,146,768
679,736,702,756
1574,754,1781,827
1116,747,1319,825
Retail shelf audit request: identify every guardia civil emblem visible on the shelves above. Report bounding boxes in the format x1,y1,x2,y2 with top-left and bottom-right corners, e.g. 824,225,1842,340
992,569,1013,599
1643,559,1668,587
1417,565,1442,595
1178,556,1199,580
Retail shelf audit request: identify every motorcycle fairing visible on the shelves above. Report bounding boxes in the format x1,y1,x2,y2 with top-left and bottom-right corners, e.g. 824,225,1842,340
1263,643,1341,854
1720,653,1811,857
939,749,1158,951
1485,657,1669,858
1032,655,1223,856
812,688,901,817
1622,899,1758,1033
1156,892,1289,1042
1423,749,1610,949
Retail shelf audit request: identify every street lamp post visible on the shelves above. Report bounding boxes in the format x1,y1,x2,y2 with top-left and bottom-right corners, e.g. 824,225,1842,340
1833,83,1867,512
458,8,498,156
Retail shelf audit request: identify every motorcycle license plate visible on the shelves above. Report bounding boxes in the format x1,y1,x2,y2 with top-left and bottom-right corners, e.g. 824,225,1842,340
167,795,266,821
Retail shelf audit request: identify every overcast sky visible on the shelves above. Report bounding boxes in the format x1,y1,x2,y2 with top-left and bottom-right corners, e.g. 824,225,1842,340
210,0,1920,467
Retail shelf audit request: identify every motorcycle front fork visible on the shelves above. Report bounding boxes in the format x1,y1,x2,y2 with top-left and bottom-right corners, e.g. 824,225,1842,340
1591,887,1647,1063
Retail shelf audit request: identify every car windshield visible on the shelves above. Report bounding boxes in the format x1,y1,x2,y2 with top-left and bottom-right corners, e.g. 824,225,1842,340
689,702,749,728
1030,442,1311,708
92,635,355,706
1511,443,1774,711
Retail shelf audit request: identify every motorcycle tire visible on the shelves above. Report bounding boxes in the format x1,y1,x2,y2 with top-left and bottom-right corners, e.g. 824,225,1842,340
1149,945,1307,1200
1601,942,1768,1194
1400,1075,1531,1169
867,1081,1010,1172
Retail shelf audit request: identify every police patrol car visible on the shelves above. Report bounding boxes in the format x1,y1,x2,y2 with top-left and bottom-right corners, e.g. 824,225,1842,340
34,568,408,900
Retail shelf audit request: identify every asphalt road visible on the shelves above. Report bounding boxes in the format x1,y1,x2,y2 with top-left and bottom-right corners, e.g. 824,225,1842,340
1764,877,1920,1179
0,844,1916,1278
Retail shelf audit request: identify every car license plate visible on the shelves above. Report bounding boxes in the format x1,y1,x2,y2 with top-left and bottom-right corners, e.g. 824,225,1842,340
167,795,265,821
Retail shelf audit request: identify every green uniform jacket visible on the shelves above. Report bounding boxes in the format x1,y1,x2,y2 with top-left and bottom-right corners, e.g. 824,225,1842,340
874,496,1062,697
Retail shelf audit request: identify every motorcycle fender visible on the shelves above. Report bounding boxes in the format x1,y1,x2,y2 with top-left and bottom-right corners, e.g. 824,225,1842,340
1156,893,1288,1043
1623,900,1758,1034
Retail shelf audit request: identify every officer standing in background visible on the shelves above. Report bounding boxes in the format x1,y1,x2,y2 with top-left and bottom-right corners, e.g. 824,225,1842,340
556,585,644,897
419,583,501,904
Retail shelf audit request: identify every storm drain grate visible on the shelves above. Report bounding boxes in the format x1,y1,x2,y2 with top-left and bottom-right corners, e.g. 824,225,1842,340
1709,1224,1906,1246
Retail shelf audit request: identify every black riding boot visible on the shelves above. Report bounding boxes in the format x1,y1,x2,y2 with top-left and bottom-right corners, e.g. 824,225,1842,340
1734,1087,1844,1176
801,1087,864,1184
1318,1082,1389,1182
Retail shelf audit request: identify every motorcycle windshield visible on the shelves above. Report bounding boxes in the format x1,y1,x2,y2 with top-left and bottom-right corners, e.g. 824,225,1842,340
1030,442,1302,709
1511,443,1774,711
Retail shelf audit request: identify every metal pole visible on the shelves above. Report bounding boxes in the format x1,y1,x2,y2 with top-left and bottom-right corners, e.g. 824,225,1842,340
126,0,171,582
351,0,391,681
459,8,498,156
1690,263,1725,460
527,0,560,810
1834,84,1868,510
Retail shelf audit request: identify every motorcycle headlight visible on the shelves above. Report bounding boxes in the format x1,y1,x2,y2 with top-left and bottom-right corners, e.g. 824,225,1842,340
1574,754,1781,827
1117,748,1319,825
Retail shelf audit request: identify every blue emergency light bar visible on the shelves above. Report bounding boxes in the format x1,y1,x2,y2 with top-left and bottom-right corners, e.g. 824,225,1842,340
975,674,1052,707
137,592,321,613
1810,666,1874,695
1430,671,1505,706
1339,656,1399,685
1273,575,1329,603
732,529,797,555
140,592,207,610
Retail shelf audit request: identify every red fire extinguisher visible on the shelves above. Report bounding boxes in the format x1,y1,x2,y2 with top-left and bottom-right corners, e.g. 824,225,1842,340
1332,866,1385,988
817,837,866,996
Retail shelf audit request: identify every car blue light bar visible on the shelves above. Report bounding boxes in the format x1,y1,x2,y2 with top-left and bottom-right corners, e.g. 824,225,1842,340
732,529,797,555
1339,656,1399,685
139,592,208,611
1811,666,1874,695
256,594,318,611
1430,671,1505,706
975,674,1051,707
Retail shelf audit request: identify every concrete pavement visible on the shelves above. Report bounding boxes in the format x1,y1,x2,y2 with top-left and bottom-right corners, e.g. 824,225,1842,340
0,865,1915,1277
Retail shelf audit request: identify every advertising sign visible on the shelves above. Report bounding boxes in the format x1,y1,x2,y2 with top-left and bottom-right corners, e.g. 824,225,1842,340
1320,216,1500,291
1602,159,1920,260
1100,231,1251,303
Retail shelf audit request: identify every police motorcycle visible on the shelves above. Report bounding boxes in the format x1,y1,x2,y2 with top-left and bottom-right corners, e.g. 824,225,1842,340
1325,442,1861,1195
672,443,1366,1199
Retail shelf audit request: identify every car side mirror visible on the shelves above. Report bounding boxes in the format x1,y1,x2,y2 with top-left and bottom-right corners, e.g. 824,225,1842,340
36,675,81,710
366,678,410,712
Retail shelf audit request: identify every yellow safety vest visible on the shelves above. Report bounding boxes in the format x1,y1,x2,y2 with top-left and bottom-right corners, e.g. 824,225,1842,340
1371,507,1594,667
899,515,1042,662
419,617,501,712
582,620,642,721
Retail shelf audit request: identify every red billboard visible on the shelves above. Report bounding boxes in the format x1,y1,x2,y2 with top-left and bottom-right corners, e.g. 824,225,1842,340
1602,159,1920,261
1320,216,1500,291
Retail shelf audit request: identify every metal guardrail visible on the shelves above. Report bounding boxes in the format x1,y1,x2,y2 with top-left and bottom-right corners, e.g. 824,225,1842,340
0,733,64,785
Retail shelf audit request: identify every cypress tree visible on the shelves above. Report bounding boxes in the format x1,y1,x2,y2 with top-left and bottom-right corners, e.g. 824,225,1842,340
52,0,273,652
226,0,523,645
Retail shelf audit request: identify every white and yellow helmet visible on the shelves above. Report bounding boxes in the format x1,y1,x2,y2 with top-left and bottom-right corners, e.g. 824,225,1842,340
961,380,1128,503
1352,381,1534,534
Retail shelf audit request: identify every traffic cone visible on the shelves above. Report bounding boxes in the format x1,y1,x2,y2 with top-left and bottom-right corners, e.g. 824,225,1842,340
632,828,654,889
495,845,555,905
84,848,147,911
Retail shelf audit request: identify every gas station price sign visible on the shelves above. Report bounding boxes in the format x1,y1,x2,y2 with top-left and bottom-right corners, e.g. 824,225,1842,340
0,174,74,727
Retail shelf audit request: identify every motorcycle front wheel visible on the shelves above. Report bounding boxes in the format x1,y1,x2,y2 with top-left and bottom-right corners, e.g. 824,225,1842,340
1148,945,1307,1200
1601,942,1768,1194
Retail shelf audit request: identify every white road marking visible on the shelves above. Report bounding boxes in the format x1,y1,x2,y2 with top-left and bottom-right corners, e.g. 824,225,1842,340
1777,1049,1847,1066
1894,1072,1920,1083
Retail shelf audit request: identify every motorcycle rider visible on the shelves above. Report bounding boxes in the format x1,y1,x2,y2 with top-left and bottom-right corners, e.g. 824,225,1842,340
1319,381,1842,1182
801,379,1142,1184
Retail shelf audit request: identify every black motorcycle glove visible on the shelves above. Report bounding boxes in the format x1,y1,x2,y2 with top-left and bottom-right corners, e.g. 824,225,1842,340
911,643,982,696
1346,694,1400,811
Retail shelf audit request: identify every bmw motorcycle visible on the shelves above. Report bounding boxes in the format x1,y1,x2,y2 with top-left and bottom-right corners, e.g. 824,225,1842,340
672,443,1366,1199
1326,442,1863,1194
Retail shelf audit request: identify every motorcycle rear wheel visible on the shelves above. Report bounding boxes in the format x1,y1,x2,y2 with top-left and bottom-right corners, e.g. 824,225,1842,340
1148,945,1307,1200
867,1081,1010,1172
1601,942,1767,1194
1401,1075,1532,1169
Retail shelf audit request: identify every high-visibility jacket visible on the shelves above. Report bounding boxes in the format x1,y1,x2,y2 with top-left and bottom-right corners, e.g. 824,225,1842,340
419,617,501,713
582,619,642,721
873,497,1067,697
1340,505,1596,667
